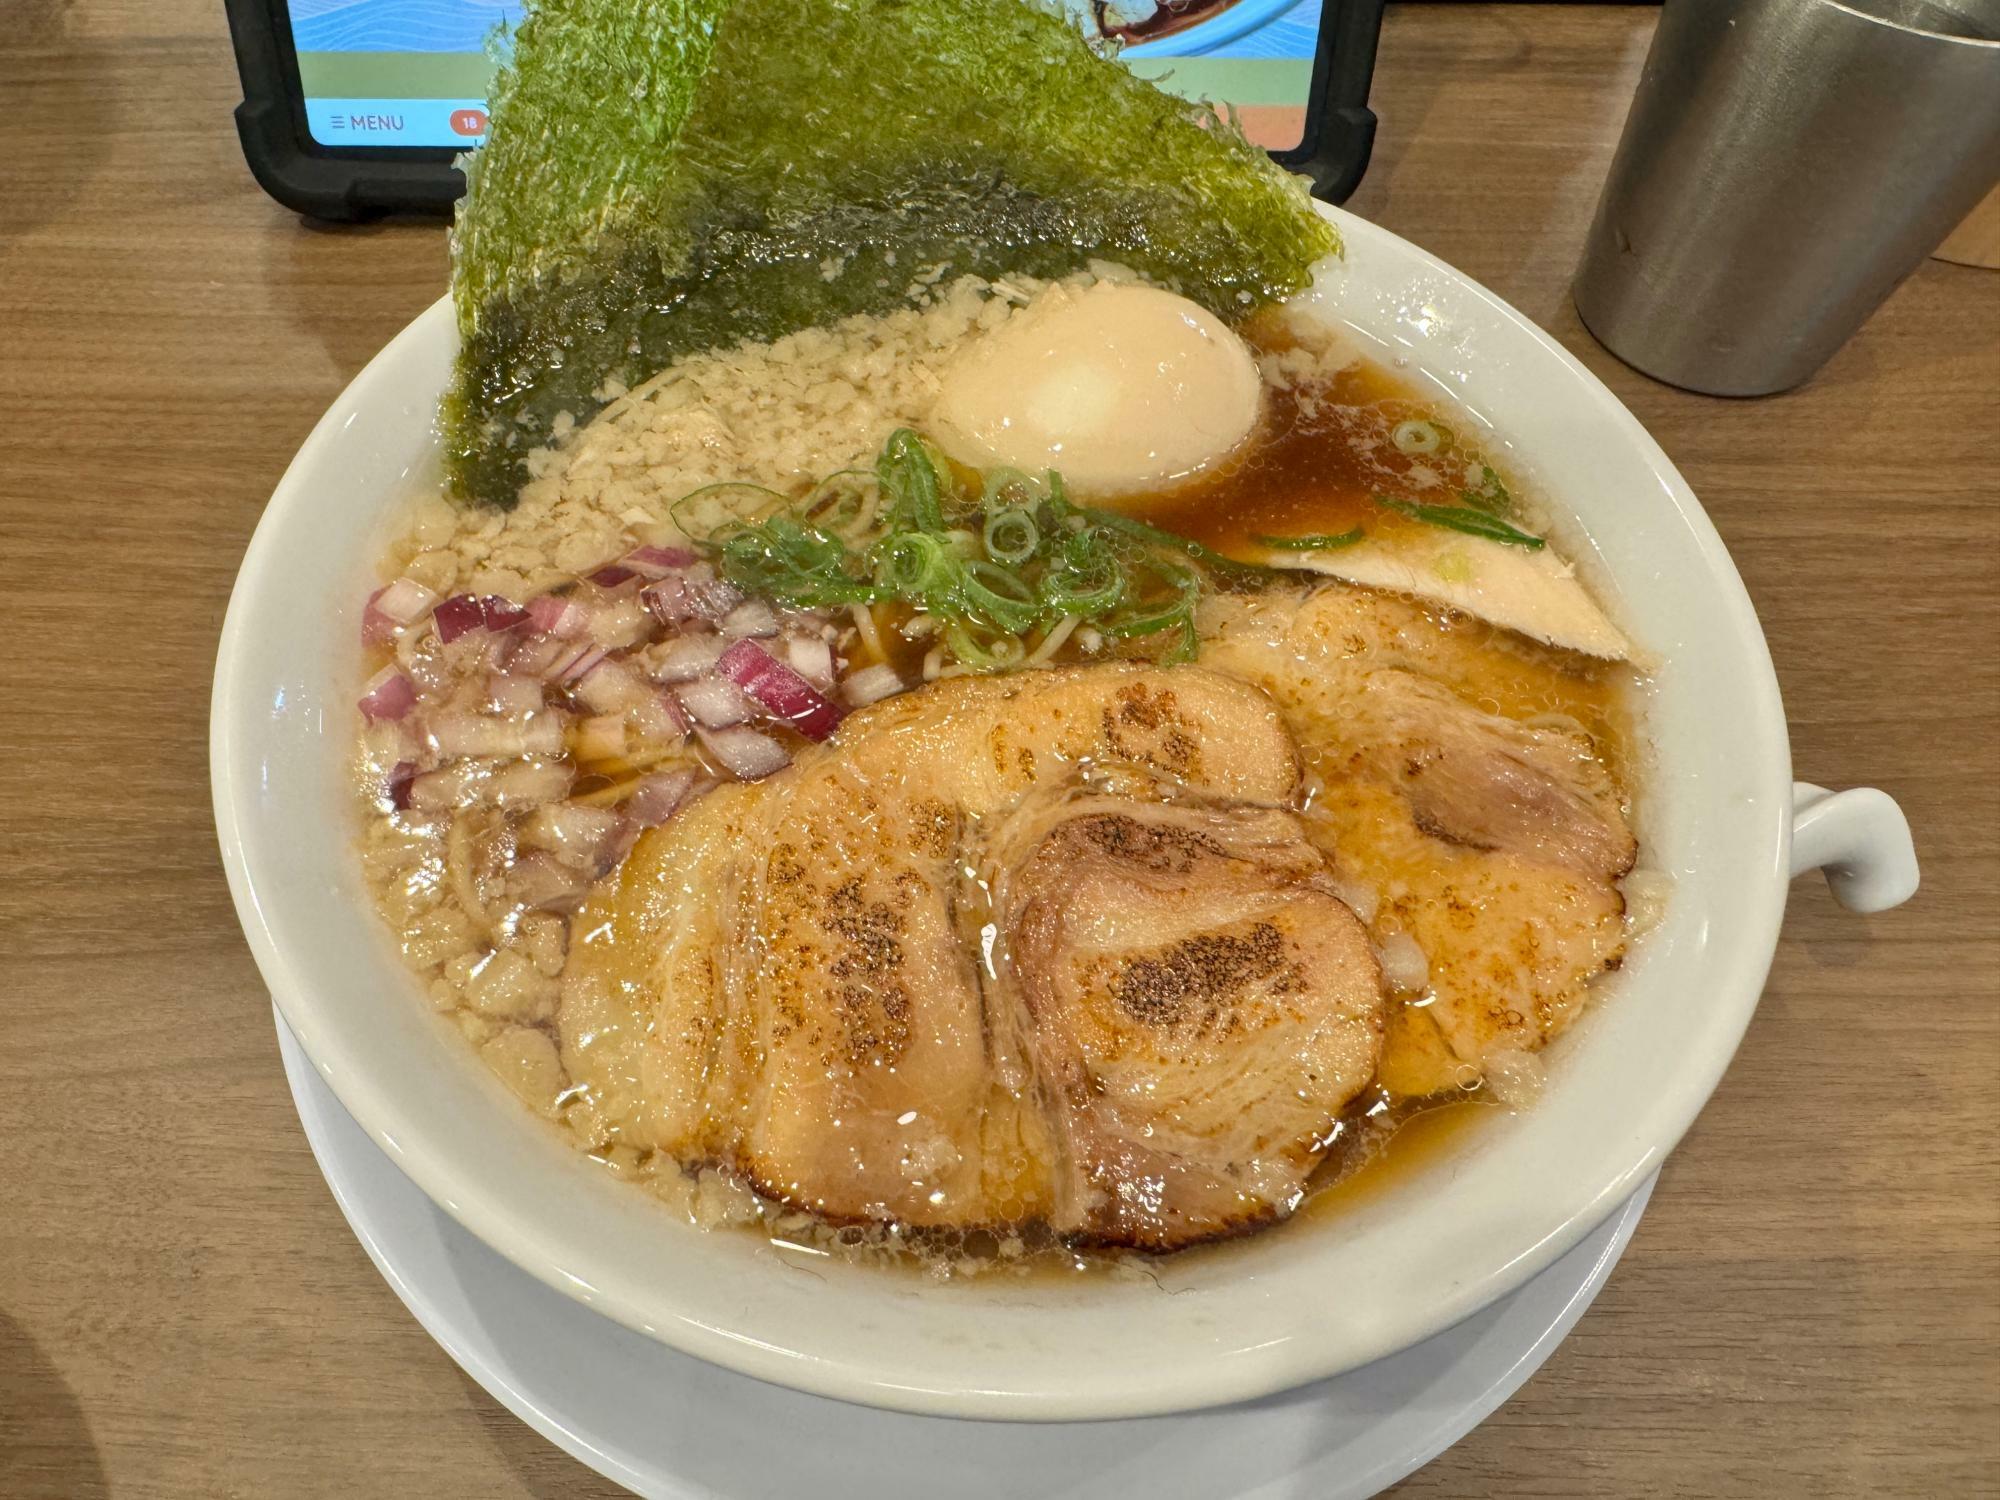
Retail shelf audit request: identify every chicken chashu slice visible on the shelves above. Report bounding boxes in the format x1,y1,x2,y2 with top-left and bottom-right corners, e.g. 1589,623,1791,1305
560,663,1386,1249
1198,585,1638,1088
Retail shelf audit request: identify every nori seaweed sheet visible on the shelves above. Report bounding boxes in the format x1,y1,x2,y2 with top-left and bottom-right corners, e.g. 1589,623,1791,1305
444,0,1340,508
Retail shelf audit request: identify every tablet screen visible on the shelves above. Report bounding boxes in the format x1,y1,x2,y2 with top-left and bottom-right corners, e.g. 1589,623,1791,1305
289,0,520,149
1117,0,1323,155
287,0,1320,155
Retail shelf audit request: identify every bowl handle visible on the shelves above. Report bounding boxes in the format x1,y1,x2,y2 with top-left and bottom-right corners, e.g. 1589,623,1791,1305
1790,782,1919,913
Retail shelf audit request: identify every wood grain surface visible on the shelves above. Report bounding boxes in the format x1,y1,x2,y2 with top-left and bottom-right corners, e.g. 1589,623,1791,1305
2,3,1995,1496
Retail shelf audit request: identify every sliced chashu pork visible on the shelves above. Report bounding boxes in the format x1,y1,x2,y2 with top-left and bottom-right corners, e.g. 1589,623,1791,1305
561,664,1385,1249
1198,584,1636,1087
1342,669,1633,883
993,788,1381,1247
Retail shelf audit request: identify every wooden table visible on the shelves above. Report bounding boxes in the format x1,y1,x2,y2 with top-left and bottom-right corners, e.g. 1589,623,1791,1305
3,3,1995,1495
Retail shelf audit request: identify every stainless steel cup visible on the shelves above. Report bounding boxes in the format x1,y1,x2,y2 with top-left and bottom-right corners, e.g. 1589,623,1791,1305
1573,0,2000,396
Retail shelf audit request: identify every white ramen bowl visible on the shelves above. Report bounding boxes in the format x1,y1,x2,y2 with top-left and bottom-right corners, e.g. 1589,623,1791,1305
212,204,1918,1421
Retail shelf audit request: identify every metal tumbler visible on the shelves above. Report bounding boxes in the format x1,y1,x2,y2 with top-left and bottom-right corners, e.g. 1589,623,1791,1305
1573,0,2000,396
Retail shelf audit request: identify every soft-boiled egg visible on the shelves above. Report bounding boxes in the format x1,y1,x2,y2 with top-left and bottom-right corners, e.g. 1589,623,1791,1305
928,281,1261,497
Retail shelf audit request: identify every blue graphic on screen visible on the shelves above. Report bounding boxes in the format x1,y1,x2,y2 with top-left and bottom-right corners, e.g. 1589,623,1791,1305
292,0,520,51
290,0,522,148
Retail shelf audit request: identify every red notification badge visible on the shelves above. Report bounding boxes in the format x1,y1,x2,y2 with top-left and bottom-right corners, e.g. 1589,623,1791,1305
449,108,489,136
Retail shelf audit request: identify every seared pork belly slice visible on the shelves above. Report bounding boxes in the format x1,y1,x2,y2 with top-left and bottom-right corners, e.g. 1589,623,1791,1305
994,792,1383,1248
1199,585,1636,1078
730,761,1024,1227
560,663,1381,1248
558,781,759,1158
1314,780,1628,1078
1346,670,1636,883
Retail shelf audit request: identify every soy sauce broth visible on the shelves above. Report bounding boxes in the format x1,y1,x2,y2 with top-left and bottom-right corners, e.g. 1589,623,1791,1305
1132,314,1484,553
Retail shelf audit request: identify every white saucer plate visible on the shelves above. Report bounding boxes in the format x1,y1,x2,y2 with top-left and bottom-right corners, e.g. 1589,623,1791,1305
277,1008,1657,1500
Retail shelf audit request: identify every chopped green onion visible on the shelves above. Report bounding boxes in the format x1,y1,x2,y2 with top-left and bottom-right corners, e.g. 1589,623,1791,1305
982,506,1040,565
1102,556,1200,664
981,467,1048,508
1039,529,1126,614
1255,527,1365,551
960,559,1042,632
876,428,948,533
1375,495,1546,550
676,430,1267,675
799,469,882,539
1075,505,1275,587
1461,463,1513,515
1392,419,1446,457
944,621,1027,670
869,530,958,603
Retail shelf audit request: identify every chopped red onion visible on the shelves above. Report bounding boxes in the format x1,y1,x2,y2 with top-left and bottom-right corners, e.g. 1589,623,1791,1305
598,817,643,876
413,757,574,810
626,768,696,826
488,759,574,807
551,644,610,685
623,544,699,577
641,568,743,627
630,691,689,745
718,639,844,741
697,724,792,780
397,636,455,697
783,634,836,686
574,713,628,763
509,849,591,912
432,594,488,643
358,664,418,722
503,633,568,677
840,663,905,708
587,595,653,649
640,577,693,627
431,711,565,759
437,593,532,642
480,632,520,673
719,598,781,640
521,801,628,868
438,634,497,680
363,578,439,646
526,594,590,639
488,672,545,717
577,659,656,715
362,715,421,770
385,759,417,811
675,674,759,729
699,572,745,616
647,633,728,683
482,597,529,633
407,761,485,811
361,588,397,648
779,605,837,634
588,564,638,588
375,577,439,625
